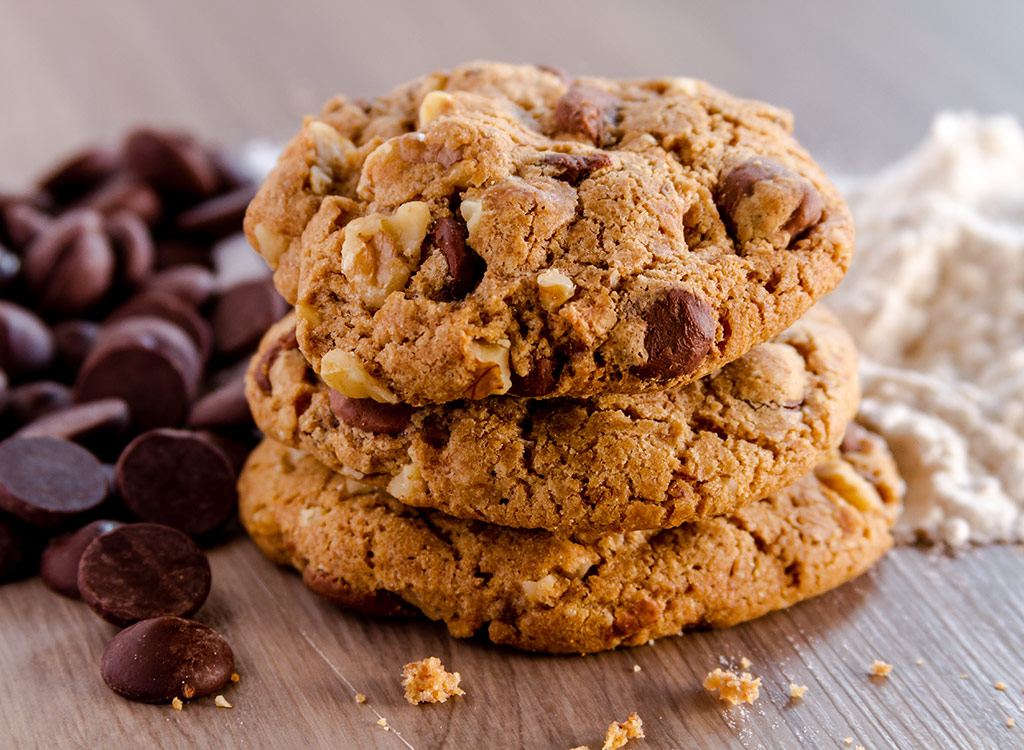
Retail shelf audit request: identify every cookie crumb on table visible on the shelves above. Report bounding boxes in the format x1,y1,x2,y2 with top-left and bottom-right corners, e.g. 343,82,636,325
789,683,809,699
704,668,761,705
602,712,644,750
377,717,390,731
171,697,183,711
995,681,1008,691
632,664,642,673
869,659,892,677
355,693,366,704
230,673,240,683
214,695,232,709
1007,717,1015,728
401,657,464,705
740,656,751,669
843,739,853,746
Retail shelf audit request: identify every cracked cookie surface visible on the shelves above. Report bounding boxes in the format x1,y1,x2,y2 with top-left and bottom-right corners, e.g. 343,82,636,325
238,424,902,654
244,61,854,406
246,306,859,533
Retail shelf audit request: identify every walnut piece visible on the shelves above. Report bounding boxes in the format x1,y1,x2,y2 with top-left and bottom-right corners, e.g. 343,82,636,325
419,90,456,127
320,349,398,403
816,459,882,511
252,222,290,267
466,340,512,398
537,268,577,310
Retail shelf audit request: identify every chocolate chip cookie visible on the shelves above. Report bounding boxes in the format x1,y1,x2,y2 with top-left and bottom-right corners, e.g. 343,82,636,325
246,306,859,533
244,62,853,406
238,424,902,654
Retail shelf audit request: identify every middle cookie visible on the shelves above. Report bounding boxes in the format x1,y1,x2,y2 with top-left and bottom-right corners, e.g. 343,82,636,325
247,306,858,534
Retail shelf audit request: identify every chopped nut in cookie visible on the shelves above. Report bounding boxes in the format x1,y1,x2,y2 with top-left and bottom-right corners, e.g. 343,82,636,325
320,349,398,403
704,667,761,705
466,340,512,398
401,657,465,705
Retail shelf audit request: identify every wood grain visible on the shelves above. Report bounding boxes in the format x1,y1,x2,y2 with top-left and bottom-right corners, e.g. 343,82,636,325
1,1,1023,748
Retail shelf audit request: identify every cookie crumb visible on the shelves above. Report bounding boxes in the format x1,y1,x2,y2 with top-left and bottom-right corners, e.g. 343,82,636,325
632,664,642,673
214,695,232,709
601,712,644,750
182,684,196,699
996,682,1008,691
703,668,761,705
789,683,809,699
915,658,923,665
843,739,853,746
377,717,390,731
230,673,240,683
355,693,366,704
646,639,655,646
869,659,892,677
740,656,751,669
1008,717,1015,728
402,657,464,705
960,674,969,680
171,697,183,711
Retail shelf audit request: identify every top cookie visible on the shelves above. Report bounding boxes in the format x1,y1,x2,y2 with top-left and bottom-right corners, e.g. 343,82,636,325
245,61,853,406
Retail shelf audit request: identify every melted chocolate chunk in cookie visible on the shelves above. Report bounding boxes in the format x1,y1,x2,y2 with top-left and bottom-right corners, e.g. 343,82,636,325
634,288,716,379
432,215,484,298
718,157,823,246
329,390,413,435
541,152,612,186
553,86,620,147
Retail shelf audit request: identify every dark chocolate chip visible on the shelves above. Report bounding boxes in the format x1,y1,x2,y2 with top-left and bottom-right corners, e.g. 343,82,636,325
105,211,156,287
108,292,213,364
40,519,124,598
553,86,620,147
16,399,130,445
155,238,213,270
75,317,202,431
175,185,257,239
433,215,484,298
37,147,121,205
79,523,211,626
22,210,116,314
0,512,44,581
509,356,557,397
100,616,234,703
0,437,108,527
0,244,20,291
52,319,101,375
210,278,288,356
717,157,824,245
541,152,612,185
116,429,237,537
124,129,221,198
328,390,413,435
251,327,297,394
0,301,55,377
75,175,163,225
633,288,716,379
142,265,218,307
1,201,53,249
187,377,250,429
4,381,72,427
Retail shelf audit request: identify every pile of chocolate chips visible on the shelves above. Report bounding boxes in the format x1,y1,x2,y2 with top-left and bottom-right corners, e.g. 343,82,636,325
0,128,284,704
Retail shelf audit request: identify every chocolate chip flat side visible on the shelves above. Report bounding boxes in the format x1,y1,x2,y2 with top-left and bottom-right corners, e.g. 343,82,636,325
245,61,854,405
238,428,902,654
246,306,860,533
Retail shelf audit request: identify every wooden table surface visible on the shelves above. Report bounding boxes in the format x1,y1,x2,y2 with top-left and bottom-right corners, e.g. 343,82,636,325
2,2,1023,748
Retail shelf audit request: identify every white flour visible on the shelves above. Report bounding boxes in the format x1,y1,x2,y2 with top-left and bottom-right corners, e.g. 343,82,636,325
829,113,1024,546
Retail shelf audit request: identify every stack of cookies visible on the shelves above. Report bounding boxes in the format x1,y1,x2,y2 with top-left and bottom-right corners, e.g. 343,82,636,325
237,62,903,654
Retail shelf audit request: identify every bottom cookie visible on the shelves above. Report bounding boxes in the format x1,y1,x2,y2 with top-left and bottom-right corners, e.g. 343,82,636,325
238,426,902,654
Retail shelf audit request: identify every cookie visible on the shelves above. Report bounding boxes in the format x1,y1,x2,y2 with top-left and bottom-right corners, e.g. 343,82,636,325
238,424,902,654
246,306,859,533
244,61,853,406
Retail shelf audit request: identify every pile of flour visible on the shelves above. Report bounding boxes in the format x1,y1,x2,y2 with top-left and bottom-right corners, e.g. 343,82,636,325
829,113,1024,546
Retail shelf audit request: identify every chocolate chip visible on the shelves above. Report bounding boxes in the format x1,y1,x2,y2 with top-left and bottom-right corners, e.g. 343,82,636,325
717,157,824,246
75,317,202,431
0,437,108,527
142,265,218,307
509,356,557,397
1,201,53,249
4,381,72,427
187,377,250,429
175,185,257,239
105,211,156,287
124,129,221,198
40,519,124,598
633,288,716,379
433,215,484,298
251,327,297,393
115,429,237,537
75,175,163,225
0,244,20,291
52,319,101,375
210,277,288,356
155,238,213,270
553,86,620,147
37,147,121,205
79,523,211,625
0,512,44,581
22,210,116,315
328,390,413,435
0,301,55,377
16,399,130,445
541,152,612,185
100,616,234,703
108,292,213,364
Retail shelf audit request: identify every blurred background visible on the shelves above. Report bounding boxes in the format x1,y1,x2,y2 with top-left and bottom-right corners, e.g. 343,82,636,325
3,0,1022,182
